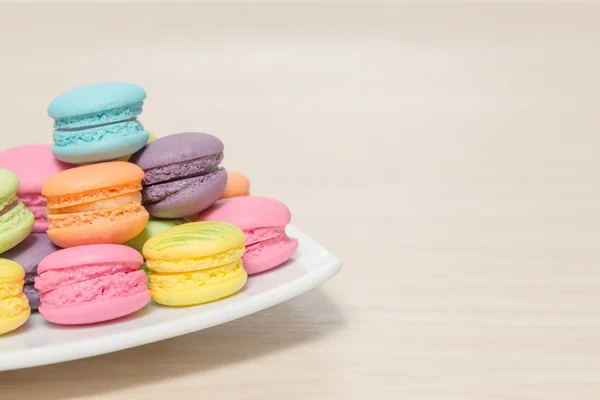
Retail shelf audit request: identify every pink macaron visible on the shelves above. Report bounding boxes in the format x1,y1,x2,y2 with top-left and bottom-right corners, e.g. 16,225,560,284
0,144,71,232
35,244,150,325
193,196,298,275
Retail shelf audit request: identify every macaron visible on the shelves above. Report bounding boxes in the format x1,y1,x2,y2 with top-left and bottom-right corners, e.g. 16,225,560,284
0,144,71,232
194,196,298,275
42,161,149,248
129,132,227,219
48,82,150,164
0,259,31,335
35,244,151,325
2,233,59,310
143,221,247,306
0,169,34,254
124,218,186,254
220,171,250,199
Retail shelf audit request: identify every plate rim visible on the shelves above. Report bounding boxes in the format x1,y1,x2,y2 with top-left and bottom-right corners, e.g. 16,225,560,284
0,225,342,372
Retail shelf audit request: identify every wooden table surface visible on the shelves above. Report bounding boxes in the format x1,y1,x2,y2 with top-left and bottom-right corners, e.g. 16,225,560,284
1,2,600,399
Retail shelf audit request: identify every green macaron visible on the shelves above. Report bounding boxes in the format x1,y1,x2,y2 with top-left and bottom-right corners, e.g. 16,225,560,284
0,169,34,254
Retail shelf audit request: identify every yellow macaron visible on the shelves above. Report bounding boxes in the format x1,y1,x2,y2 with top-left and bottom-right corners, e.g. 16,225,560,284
0,259,30,335
143,221,247,306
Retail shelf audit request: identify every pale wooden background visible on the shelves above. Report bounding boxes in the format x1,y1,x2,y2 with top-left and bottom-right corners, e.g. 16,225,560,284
1,2,600,399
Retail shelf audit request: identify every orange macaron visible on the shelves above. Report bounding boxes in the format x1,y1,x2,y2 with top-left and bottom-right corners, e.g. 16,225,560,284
220,171,250,199
42,161,149,248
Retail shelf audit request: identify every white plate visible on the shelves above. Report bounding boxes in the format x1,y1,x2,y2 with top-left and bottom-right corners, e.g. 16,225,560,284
0,225,341,371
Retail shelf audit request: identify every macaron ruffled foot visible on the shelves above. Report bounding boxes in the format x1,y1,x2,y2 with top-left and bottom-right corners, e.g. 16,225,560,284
0,259,31,335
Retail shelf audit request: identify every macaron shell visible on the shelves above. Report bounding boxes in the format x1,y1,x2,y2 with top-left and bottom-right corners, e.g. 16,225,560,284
0,203,35,254
48,82,146,119
129,132,224,170
220,171,250,199
143,168,227,219
0,145,71,194
243,237,299,275
42,161,144,198
3,233,59,275
143,221,245,262
38,243,143,274
0,169,19,200
0,259,25,281
46,205,149,248
38,290,150,325
119,131,157,162
195,196,292,231
124,219,185,253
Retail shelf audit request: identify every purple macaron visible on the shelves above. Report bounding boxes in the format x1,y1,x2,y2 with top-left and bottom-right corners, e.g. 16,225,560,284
2,233,59,310
129,132,227,218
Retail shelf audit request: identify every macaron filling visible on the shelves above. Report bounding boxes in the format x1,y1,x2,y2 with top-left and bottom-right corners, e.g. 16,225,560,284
142,169,226,206
39,270,147,309
45,181,142,209
0,199,18,217
142,153,224,186
46,179,147,231
53,120,145,145
53,102,144,130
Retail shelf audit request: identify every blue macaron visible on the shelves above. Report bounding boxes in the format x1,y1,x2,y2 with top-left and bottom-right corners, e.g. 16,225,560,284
48,82,150,164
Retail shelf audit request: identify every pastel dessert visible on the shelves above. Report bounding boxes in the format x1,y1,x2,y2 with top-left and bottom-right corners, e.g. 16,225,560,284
0,259,31,335
36,244,151,325
220,171,250,199
2,233,59,310
194,196,298,275
129,132,227,219
124,218,186,254
0,144,71,232
0,169,34,254
143,221,247,306
42,161,149,248
48,82,150,164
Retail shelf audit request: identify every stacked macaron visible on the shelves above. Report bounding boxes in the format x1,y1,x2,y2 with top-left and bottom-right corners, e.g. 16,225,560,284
48,82,150,164
0,80,299,333
129,132,228,218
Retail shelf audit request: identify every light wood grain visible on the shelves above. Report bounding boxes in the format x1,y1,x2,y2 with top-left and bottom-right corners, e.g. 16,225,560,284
1,2,600,398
